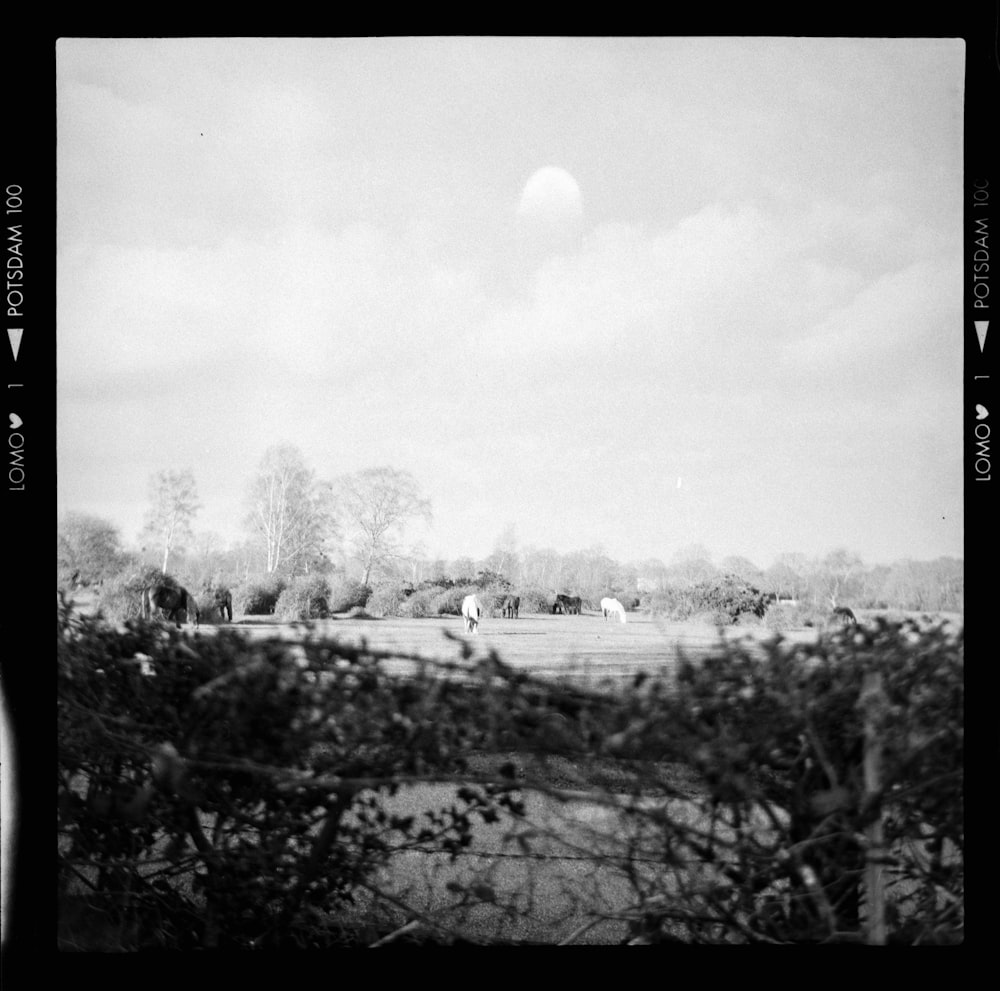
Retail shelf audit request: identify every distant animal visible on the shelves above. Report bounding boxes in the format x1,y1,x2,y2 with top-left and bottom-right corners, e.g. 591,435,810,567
830,606,858,628
501,595,520,619
213,587,233,622
462,594,483,634
601,597,627,623
553,593,582,616
142,584,200,629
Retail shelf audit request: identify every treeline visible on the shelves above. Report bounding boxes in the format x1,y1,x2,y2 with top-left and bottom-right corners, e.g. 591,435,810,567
56,442,962,619
59,507,962,622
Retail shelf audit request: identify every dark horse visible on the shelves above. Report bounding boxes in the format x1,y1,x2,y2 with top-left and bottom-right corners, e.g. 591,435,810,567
501,595,520,619
553,593,581,615
212,587,233,622
830,606,858,628
142,584,200,628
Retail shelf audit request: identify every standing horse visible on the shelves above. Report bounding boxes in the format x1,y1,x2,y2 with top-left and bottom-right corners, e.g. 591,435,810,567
142,584,200,629
600,597,627,623
501,595,520,619
462,594,483,634
829,606,857,629
554,593,582,615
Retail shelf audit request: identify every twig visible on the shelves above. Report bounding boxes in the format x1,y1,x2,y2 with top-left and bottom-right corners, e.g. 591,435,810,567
368,919,422,947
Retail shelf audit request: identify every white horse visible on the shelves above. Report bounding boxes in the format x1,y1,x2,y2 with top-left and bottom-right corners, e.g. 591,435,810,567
600,597,627,623
461,593,483,634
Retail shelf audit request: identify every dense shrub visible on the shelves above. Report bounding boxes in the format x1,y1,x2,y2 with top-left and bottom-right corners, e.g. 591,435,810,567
94,567,185,623
232,575,286,616
690,574,768,622
57,597,532,949
514,587,553,615
430,584,480,616
606,618,963,944
326,577,372,613
365,583,407,618
762,601,825,632
640,586,695,620
641,577,768,624
474,570,511,591
397,587,439,618
273,575,331,621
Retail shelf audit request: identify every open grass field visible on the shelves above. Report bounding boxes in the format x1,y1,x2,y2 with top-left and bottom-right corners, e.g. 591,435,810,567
207,610,819,686
67,587,959,686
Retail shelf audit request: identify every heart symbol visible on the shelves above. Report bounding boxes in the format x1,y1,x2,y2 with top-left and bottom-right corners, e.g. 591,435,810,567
9,413,22,429
976,404,989,420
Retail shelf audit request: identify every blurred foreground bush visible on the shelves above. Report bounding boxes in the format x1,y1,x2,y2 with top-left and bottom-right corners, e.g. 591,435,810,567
58,596,961,947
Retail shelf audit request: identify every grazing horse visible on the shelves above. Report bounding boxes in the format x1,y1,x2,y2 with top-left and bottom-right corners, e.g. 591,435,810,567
600,597,627,623
501,595,520,619
461,594,483,634
830,606,858,629
554,593,581,615
212,587,233,622
142,584,200,629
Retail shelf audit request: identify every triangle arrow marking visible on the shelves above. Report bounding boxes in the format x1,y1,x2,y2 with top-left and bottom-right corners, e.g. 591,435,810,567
7,328,22,361
975,320,988,353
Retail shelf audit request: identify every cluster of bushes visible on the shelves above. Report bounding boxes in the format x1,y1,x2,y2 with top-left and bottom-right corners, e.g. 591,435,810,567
364,577,622,620
642,575,797,625
224,573,373,619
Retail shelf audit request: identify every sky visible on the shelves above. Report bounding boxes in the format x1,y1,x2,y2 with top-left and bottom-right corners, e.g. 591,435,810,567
55,36,965,570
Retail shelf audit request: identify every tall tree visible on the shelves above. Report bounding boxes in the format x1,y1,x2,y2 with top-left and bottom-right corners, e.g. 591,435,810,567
485,524,520,582
140,469,200,575
245,444,333,575
58,511,127,585
333,467,431,586
720,555,764,586
818,548,866,608
668,544,717,586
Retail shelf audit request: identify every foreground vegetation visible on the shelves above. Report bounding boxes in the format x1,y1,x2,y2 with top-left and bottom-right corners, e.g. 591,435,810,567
57,595,962,947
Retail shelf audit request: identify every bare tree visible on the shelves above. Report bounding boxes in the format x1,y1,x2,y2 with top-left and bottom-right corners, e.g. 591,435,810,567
245,444,334,575
720,555,764,586
667,544,717,586
140,469,200,575
819,548,866,608
485,524,520,582
333,467,431,586
764,552,810,600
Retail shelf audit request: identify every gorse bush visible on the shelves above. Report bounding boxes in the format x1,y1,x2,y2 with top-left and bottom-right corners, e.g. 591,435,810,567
326,577,371,613
513,587,552,615
94,567,185,623
232,575,286,616
690,574,768,622
364,583,407,618
430,584,480,616
397,587,439,618
640,577,768,624
273,575,331,621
